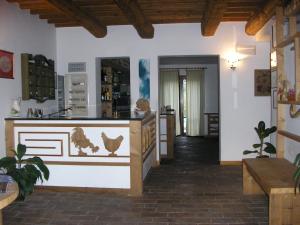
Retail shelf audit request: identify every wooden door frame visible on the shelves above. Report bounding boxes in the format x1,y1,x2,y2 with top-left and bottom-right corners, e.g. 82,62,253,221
179,75,186,136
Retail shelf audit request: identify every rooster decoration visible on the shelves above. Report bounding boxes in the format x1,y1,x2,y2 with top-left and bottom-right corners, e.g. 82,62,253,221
71,127,99,156
101,132,123,156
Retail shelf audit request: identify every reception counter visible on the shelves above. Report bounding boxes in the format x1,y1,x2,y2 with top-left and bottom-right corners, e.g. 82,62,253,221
5,112,156,196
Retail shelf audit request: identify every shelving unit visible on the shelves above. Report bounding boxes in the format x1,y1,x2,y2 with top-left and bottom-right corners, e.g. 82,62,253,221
21,53,55,102
205,113,219,137
64,74,88,116
101,66,113,117
57,75,65,113
274,3,300,158
100,59,130,117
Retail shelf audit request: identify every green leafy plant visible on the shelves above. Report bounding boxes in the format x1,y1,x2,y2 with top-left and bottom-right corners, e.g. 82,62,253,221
294,153,300,194
243,121,277,158
0,144,49,200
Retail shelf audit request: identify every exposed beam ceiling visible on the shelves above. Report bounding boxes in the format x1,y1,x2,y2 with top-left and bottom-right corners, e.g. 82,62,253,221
7,0,275,38
245,0,282,35
201,0,228,36
113,0,154,38
45,0,107,37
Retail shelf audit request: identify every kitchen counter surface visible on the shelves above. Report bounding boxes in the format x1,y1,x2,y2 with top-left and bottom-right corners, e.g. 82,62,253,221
5,111,155,121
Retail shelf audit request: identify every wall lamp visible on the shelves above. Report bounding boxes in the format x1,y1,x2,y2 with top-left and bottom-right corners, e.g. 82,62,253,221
226,52,240,71
224,44,255,71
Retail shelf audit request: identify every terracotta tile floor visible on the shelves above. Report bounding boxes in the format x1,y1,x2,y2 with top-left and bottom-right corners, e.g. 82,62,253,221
4,136,268,225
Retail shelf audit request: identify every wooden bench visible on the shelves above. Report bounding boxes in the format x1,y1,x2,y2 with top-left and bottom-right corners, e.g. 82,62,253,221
243,158,300,225
0,182,18,225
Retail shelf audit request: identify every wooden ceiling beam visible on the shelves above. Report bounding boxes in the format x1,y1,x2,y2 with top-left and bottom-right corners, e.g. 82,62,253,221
201,0,228,36
245,0,282,35
44,0,107,38
113,0,154,38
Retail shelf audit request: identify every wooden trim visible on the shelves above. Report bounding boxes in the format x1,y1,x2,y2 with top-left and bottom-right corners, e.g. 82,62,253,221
18,131,69,157
5,121,15,157
129,120,143,196
44,161,130,166
143,142,156,162
27,146,56,149
14,123,130,128
167,114,175,159
142,114,156,126
35,185,129,195
278,130,300,143
68,154,130,158
24,139,63,156
220,161,242,166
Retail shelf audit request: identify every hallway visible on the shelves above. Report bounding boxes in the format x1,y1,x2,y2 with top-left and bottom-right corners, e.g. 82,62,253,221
4,137,268,225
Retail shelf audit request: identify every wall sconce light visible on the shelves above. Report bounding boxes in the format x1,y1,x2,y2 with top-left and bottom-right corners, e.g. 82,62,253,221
226,52,240,71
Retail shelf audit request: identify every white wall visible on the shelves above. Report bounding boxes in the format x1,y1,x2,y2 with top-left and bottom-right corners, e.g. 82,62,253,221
0,1,56,156
56,22,271,162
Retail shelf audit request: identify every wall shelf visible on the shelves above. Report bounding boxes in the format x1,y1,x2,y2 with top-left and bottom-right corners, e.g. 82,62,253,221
276,32,300,48
21,53,55,102
278,130,300,143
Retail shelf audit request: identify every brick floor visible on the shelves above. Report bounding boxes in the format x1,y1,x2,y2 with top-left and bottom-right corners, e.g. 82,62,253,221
4,137,268,225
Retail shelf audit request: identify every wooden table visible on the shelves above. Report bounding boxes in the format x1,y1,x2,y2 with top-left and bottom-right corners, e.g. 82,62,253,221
0,182,18,225
243,158,300,225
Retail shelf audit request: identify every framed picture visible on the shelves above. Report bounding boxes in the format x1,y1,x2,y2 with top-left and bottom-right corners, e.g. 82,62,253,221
254,69,271,96
0,50,14,79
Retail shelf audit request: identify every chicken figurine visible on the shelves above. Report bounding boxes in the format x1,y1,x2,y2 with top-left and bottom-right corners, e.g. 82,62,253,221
101,132,123,156
71,127,99,156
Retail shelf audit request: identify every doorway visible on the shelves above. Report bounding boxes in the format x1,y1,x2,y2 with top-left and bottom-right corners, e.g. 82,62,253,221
158,55,220,162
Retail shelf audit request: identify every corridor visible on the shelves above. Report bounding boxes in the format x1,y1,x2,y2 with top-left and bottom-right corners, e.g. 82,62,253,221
4,137,268,225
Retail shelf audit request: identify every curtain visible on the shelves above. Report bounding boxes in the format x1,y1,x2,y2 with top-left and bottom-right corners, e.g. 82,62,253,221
160,70,181,135
186,69,205,136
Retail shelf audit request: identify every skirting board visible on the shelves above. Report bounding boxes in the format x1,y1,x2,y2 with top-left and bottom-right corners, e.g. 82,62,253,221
220,161,242,166
35,185,130,195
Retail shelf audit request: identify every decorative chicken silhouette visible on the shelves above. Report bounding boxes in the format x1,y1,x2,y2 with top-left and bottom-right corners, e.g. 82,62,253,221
101,132,123,156
71,127,99,156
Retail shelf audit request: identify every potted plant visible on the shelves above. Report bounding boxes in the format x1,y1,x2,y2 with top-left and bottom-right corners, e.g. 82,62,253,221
243,121,277,158
0,144,49,200
294,153,300,194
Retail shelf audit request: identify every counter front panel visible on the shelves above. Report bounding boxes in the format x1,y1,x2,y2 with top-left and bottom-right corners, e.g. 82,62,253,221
5,113,156,195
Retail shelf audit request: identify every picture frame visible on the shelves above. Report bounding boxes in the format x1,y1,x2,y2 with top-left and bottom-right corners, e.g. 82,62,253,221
254,69,271,96
0,50,14,79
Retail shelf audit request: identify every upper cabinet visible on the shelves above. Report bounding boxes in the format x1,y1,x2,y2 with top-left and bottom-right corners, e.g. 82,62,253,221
21,53,55,103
